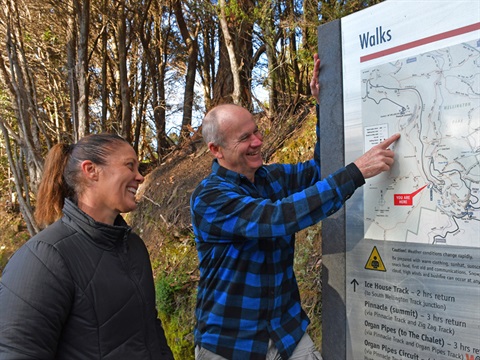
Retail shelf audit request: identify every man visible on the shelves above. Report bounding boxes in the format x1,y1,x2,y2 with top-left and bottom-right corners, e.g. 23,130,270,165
190,55,400,360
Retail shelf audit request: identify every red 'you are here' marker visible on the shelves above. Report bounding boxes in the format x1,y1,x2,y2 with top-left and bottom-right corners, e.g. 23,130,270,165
394,185,427,206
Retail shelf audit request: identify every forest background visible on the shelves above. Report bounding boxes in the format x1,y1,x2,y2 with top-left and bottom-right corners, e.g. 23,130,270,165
0,0,382,358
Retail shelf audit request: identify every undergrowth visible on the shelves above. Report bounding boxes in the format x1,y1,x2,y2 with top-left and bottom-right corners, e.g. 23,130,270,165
156,272,196,359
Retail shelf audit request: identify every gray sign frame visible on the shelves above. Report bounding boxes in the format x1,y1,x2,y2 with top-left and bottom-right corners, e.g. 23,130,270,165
317,19,349,360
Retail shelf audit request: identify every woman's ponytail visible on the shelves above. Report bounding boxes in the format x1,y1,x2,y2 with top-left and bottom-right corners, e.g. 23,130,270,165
34,143,72,228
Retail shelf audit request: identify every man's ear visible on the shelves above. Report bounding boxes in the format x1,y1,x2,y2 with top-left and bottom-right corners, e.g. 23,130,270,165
80,160,99,180
208,142,224,160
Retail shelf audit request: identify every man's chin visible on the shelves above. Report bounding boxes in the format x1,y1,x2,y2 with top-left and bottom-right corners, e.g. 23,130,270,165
251,161,263,171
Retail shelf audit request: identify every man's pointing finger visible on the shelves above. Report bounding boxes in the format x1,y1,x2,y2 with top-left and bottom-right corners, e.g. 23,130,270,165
379,133,401,149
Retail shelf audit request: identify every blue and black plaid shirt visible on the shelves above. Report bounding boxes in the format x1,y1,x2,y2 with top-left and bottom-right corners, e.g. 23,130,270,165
190,115,364,360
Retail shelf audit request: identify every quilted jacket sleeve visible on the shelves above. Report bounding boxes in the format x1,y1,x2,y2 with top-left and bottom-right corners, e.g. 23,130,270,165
0,239,73,359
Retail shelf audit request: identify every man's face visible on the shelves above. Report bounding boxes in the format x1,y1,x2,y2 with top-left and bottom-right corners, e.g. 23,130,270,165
214,107,263,182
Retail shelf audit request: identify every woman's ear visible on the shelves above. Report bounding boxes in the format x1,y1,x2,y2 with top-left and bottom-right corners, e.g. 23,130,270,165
80,160,99,180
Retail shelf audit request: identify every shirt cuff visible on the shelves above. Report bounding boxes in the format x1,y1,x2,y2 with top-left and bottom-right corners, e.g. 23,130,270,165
346,162,365,188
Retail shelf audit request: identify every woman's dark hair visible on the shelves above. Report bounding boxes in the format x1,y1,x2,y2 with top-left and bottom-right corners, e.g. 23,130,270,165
35,133,129,227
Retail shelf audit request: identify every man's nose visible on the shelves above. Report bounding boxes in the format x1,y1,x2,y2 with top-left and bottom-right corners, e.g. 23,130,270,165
251,134,262,146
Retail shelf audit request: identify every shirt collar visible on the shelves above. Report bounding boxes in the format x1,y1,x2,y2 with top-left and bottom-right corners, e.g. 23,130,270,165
211,159,268,184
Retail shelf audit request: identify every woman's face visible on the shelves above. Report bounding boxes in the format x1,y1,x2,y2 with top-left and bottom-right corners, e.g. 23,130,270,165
81,142,144,224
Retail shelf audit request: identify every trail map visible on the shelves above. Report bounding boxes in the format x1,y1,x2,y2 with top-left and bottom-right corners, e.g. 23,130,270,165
362,39,480,247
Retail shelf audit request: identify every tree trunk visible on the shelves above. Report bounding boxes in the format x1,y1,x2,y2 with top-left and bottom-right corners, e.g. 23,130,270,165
262,3,277,116
74,0,90,139
2,0,44,207
218,0,242,105
100,0,108,131
199,16,216,111
134,60,146,154
67,12,79,139
0,121,38,235
173,0,198,140
138,0,169,159
117,0,132,142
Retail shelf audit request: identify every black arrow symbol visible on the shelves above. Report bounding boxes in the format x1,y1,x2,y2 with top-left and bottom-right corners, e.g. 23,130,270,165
351,279,359,292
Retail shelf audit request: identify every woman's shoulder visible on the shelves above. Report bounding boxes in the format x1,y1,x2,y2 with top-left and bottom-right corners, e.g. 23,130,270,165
28,218,77,247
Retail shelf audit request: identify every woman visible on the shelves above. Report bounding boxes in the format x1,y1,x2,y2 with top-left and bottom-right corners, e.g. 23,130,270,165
0,133,174,359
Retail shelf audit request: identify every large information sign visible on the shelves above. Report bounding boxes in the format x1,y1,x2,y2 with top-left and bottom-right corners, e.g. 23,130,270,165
341,1,480,360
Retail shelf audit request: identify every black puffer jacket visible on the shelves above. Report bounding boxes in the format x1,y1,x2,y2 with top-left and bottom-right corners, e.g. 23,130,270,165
0,199,174,359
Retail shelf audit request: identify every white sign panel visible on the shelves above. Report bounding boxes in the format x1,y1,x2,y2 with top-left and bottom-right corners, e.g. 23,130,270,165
342,1,480,359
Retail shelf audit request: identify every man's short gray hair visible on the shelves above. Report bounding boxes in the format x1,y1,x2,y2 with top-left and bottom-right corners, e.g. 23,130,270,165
201,108,223,146
202,104,240,146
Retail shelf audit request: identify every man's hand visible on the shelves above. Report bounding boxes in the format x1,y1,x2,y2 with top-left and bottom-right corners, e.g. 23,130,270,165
354,133,401,179
310,53,321,103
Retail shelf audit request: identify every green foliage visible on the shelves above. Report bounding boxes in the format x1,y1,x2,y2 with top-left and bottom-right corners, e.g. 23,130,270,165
156,273,183,315
160,312,195,360
270,111,317,164
41,28,58,44
156,272,196,359
218,0,247,21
